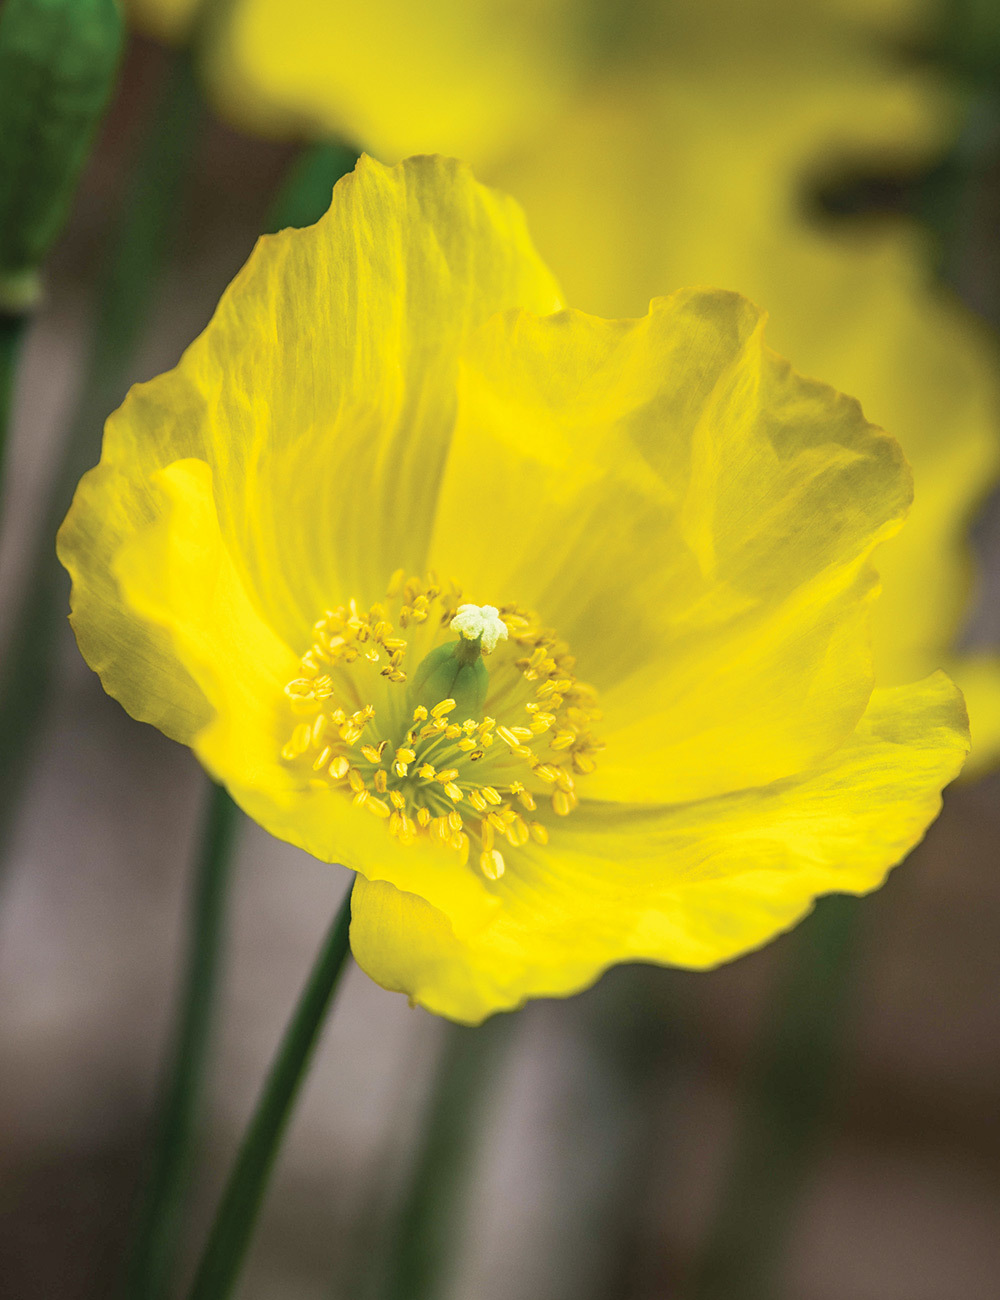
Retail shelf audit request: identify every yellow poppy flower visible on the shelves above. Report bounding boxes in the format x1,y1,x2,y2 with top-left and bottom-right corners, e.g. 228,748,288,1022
125,0,1000,771
58,156,968,1022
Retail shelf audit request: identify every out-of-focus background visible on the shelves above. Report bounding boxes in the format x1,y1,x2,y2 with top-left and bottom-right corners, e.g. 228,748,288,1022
2,9,1000,1300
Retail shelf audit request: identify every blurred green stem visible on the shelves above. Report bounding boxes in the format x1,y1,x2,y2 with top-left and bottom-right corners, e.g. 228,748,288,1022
124,784,241,1300
687,895,863,1300
0,311,27,505
186,880,355,1300
0,48,203,866
378,1015,514,1300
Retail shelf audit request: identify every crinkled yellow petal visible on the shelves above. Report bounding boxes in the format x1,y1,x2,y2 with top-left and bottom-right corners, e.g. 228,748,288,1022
107,455,499,930
202,0,575,161
490,69,1000,769
433,289,910,803
59,153,563,716
350,673,968,1023
111,457,298,754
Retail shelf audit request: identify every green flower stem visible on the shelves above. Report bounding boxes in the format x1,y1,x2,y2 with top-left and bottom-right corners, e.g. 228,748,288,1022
379,1014,515,1300
186,880,355,1300
0,48,203,868
264,139,360,235
688,895,863,1300
0,311,27,505
124,783,241,1300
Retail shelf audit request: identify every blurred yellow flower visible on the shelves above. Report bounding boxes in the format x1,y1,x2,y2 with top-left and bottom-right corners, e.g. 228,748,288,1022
127,0,577,161
58,156,968,1022
125,0,1000,771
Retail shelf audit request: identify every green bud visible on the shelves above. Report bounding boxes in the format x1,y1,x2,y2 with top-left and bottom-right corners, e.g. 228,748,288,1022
410,637,489,722
0,0,124,312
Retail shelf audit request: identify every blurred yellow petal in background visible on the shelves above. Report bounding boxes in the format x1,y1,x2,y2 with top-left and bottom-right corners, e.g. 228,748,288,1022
125,0,1000,771
59,156,967,1022
129,0,580,162
491,60,1000,772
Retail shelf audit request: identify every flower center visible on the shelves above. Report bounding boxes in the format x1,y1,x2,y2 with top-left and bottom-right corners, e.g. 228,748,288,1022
280,572,602,880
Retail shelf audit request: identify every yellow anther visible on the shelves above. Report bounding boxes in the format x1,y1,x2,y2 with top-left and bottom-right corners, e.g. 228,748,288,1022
283,577,600,856
480,849,505,880
505,815,530,848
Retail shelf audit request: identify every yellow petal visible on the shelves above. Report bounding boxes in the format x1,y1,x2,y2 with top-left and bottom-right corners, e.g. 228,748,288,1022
106,456,500,931
432,289,910,803
60,154,563,664
491,65,1000,770
203,0,575,161
350,673,968,1023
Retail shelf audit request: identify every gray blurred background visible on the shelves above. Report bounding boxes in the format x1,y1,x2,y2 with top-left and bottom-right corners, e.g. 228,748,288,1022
1,31,1000,1300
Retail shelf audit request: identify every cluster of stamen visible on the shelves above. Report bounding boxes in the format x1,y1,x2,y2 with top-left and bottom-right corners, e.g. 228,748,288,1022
281,571,602,881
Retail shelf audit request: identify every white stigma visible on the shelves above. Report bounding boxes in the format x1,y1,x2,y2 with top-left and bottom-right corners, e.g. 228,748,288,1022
450,604,508,653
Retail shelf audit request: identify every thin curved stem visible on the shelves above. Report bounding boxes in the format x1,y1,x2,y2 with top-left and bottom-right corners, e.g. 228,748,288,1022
378,1014,514,1300
687,895,863,1300
0,49,203,869
186,879,355,1300
0,311,27,508
123,783,241,1300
